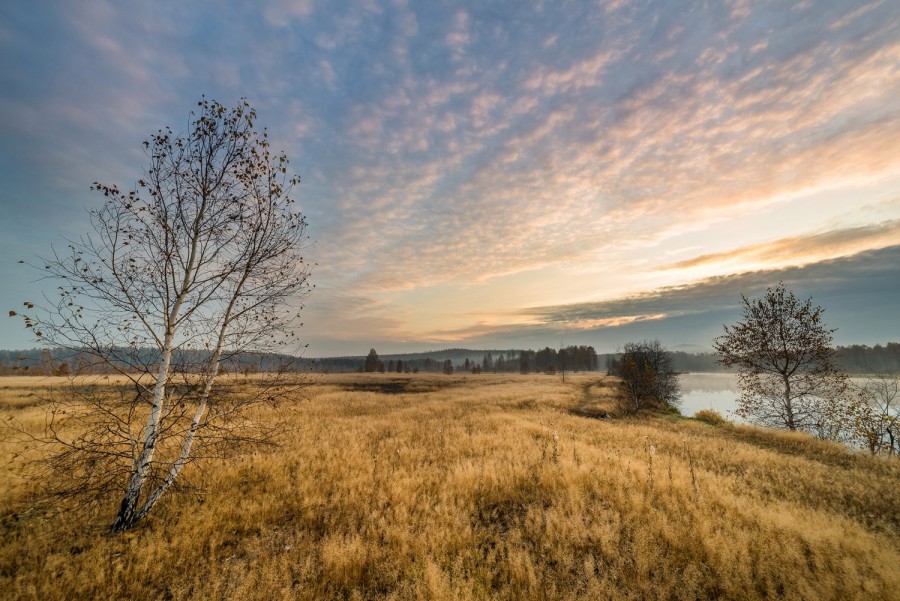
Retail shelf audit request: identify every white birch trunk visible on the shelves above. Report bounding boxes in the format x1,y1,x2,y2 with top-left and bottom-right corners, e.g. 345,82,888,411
134,349,220,521
130,274,241,523
112,335,174,531
112,225,202,531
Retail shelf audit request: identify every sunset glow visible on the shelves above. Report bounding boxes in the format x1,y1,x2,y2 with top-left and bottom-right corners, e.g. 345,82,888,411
1,1,899,355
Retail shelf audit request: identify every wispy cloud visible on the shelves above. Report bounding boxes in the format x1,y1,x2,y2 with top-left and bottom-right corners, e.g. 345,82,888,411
452,245,900,352
299,0,900,302
262,0,315,27
303,244,900,354
664,219,900,272
524,244,900,329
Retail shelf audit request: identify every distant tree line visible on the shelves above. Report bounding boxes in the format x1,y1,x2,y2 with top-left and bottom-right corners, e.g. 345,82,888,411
314,346,599,375
3,343,898,376
835,343,900,374
517,346,599,374
607,346,900,375
0,348,305,376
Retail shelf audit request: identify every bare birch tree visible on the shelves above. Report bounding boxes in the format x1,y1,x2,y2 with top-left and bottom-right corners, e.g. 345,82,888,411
713,283,848,434
16,98,312,531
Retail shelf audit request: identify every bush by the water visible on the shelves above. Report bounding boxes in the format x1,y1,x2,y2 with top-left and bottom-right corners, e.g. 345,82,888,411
694,408,729,426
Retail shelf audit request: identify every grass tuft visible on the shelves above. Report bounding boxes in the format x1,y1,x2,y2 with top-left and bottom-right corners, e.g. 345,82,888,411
694,408,729,426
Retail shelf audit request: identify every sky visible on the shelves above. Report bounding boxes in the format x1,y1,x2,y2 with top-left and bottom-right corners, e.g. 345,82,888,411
1,0,899,357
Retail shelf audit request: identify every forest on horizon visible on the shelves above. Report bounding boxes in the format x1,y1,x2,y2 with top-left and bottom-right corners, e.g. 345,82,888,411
2,342,898,376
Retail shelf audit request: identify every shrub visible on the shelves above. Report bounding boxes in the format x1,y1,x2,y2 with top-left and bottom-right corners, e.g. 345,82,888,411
695,409,728,426
610,339,681,414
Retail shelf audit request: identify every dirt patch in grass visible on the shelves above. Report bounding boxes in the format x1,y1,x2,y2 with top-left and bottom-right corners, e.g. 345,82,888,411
338,377,463,395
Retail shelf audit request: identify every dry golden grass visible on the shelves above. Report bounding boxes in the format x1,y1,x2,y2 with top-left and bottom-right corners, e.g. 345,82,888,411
1,373,898,600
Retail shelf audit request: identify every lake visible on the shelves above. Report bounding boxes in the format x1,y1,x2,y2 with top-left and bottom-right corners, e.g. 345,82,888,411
677,372,742,420
677,373,877,423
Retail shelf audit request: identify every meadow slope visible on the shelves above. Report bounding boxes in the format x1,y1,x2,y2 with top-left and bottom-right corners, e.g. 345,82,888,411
1,373,898,600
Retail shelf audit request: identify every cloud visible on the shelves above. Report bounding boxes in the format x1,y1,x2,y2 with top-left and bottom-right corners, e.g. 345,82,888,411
446,10,471,57
2,0,899,355
301,290,415,344
522,245,900,334
262,0,315,27
303,245,900,355
301,0,900,301
664,219,900,272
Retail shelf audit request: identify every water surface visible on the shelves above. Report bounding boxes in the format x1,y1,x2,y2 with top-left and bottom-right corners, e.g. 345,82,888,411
678,372,741,420
677,372,874,422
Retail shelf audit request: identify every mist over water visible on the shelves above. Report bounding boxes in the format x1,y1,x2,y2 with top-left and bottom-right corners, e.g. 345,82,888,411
678,373,742,421
678,373,876,423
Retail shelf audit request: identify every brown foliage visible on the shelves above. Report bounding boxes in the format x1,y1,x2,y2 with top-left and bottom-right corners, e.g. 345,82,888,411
714,283,849,434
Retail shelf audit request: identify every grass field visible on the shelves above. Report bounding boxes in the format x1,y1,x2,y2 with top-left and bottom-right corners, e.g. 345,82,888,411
1,373,898,600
